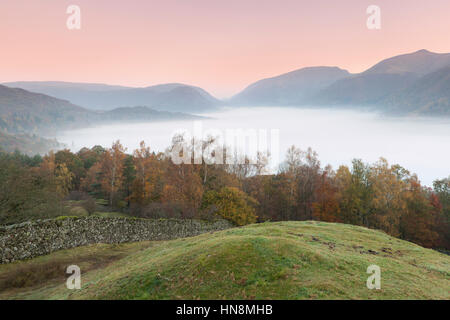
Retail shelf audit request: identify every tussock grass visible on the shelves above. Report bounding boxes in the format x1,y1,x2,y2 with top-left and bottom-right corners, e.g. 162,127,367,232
0,242,151,298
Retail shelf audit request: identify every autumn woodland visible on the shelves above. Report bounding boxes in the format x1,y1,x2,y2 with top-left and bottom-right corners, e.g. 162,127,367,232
1,137,448,252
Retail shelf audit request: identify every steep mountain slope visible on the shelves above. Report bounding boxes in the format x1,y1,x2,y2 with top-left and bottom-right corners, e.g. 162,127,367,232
382,66,450,116
311,73,419,106
311,50,450,107
3,82,221,113
228,50,450,116
229,67,350,106
0,84,205,132
1,221,448,299
0,85,206,154
5,50,450,116
0,84,90,134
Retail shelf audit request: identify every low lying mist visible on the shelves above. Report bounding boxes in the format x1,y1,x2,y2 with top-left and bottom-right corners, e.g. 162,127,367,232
56,107,450,187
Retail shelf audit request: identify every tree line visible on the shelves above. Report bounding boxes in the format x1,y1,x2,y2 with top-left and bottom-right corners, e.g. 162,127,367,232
0,138,448,250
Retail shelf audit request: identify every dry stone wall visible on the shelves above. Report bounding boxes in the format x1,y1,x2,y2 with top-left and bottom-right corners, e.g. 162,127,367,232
0,216,233,264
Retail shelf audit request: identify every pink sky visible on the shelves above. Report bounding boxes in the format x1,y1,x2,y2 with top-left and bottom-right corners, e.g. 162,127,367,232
1,0,450,97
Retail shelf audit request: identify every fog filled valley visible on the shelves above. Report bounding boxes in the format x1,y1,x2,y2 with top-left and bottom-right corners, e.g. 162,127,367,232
1,104,449,251
56,107,450,188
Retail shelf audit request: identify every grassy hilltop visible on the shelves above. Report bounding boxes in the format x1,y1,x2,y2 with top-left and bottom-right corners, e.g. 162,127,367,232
1,221,449,300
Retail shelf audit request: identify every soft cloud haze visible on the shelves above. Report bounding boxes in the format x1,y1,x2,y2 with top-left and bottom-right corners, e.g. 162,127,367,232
57,107,450,187
1,0,450,97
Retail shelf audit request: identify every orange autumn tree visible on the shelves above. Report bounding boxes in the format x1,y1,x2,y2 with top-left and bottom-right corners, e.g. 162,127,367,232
132,141,152,203
368,159,408,237
159,134,203,217
81,161,101,195
279,146,322,220
99,140,127,207
161,159,203,217
400,178,439,248
433,178,450,248
38,151,74,197
312,167,341,222
130,141,163,205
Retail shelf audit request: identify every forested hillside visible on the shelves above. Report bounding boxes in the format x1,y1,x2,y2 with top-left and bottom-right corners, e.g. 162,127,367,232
0,85,205,154
0,84,89,135
382,66,450,116
0,131,61,155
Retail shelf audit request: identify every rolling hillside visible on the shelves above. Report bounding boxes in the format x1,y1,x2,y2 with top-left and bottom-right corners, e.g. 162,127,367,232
3,82,222,113
0,84,90,135
1,221,448,300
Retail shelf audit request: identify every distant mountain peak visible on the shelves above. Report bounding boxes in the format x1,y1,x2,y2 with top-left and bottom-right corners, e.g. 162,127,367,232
364,49,450,76
414,49,433,54
230,66,350,106
2,81,221,112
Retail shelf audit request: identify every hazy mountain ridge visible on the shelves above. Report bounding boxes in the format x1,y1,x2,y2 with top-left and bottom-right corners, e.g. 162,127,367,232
0,85,205,153
3,49,450,117
98,106,206,122
0,85,203,134
230,49,450,116
310,72,419,106
382,66,450,116
229,66,351,106
0,85,90,135
3,82,221,113
362,49,450,76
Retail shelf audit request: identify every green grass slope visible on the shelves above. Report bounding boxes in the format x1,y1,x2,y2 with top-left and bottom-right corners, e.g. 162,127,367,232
1,221,449,300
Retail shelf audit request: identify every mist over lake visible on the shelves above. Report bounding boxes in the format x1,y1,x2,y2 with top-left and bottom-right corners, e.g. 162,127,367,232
56,107,450,187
